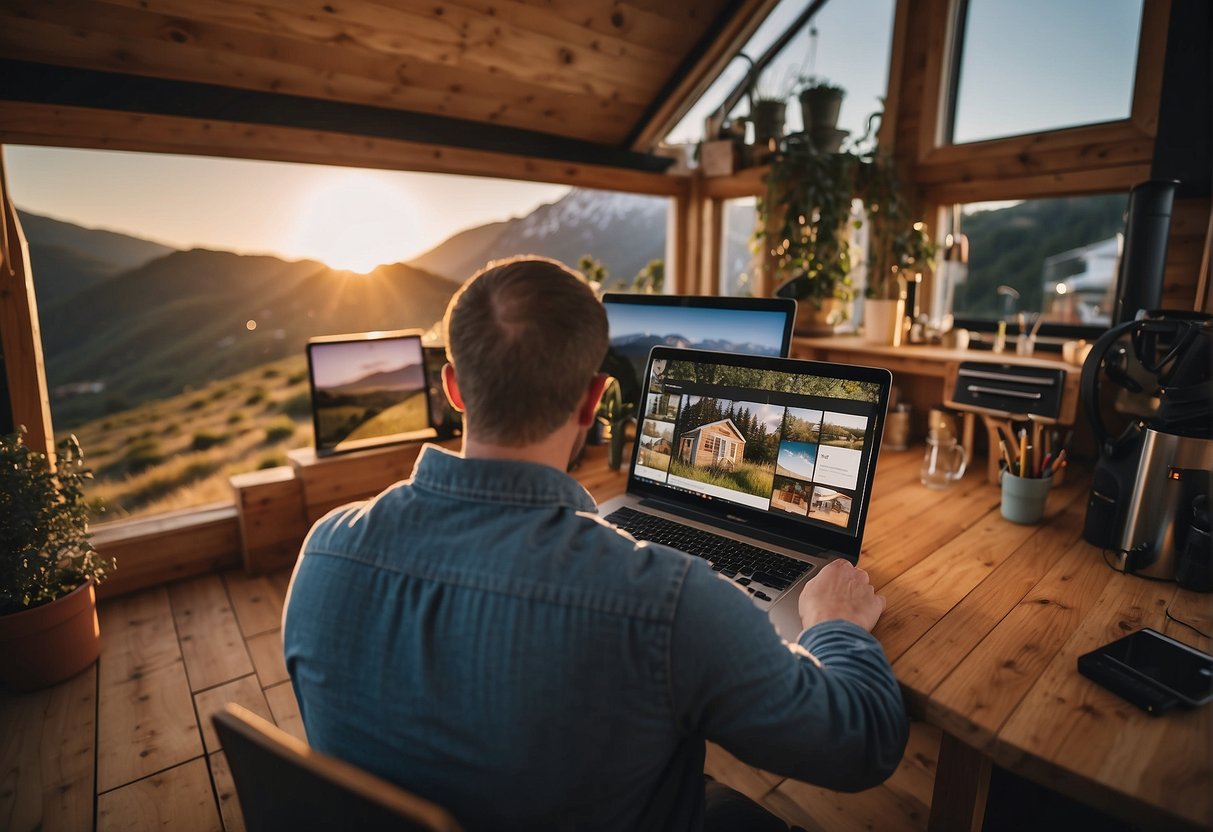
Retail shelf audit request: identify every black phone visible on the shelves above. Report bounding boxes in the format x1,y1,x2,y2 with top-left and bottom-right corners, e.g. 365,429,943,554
1078,627,1213,715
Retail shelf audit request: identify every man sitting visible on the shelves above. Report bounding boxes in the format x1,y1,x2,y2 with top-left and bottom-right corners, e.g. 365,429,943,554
284,256,908,831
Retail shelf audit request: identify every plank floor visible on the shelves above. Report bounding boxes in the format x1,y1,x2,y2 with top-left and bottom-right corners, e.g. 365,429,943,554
2,564,939,832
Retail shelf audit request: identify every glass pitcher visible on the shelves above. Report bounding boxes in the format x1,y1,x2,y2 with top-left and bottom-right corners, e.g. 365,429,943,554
921,436,968,488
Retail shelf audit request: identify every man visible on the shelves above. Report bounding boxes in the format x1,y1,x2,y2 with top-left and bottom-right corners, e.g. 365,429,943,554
284,256,908,831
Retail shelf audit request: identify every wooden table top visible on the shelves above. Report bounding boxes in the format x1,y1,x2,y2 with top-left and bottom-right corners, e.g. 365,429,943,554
571,442,1212,830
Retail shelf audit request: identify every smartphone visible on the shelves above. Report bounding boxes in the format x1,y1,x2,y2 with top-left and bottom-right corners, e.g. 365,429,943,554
1078,628,1213,714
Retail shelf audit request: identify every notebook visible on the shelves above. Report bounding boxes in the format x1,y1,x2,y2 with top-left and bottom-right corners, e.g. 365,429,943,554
598,346,892,639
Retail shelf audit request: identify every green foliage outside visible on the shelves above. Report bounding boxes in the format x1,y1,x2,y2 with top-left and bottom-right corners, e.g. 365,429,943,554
191,430,230,451
665,360,880,403
954,194,1127,318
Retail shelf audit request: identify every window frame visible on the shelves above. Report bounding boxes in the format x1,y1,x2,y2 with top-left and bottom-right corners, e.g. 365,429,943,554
913,0,1170,343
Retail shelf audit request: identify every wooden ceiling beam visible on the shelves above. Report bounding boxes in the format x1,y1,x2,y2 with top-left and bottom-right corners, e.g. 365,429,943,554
627,0,781,151
0,60,675,175
0,101,690,197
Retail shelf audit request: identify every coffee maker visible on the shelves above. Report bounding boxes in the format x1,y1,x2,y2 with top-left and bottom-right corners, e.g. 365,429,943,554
1081,311,1213,588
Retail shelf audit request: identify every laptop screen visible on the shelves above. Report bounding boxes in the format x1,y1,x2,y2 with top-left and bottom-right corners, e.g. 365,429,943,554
627,347,891,560
601,293,796,407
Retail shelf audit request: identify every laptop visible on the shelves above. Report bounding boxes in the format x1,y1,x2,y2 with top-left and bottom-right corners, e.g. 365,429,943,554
598,346,892,640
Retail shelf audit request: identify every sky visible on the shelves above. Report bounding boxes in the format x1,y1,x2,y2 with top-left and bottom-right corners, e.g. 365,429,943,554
2,146,569,273
605,304,791,349
2,0,1142,274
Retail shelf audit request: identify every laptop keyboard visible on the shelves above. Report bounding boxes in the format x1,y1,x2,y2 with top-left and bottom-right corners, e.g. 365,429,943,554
605,507,813,600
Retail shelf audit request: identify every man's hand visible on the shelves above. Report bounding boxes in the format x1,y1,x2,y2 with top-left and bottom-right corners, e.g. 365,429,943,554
798,558,886,632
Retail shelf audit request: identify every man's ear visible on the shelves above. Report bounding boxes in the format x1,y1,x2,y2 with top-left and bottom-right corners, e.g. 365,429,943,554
441,363,465,412
577,373,611,427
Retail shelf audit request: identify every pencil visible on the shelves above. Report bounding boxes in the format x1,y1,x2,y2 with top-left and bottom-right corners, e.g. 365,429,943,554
999,438,1014,471
1018,428,1028,477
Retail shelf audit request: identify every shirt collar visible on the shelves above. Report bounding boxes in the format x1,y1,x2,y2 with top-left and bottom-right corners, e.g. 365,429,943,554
411,444,598,513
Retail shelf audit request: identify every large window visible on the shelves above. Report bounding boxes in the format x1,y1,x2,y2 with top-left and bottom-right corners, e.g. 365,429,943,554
950,193,1129,330
7,146,666,523
949,0,1144,144
665,0,895,150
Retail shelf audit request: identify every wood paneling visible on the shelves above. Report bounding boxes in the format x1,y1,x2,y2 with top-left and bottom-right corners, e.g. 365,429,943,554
263,681,306,743
96,588,203,792
96,758,222,832
194,675,272,755
206,752,245,832
90,504,242,601
0,102,689,196
230,466,307,575
0,0,742,149
222,570,285,639
0,664,96,832
168,575,255,693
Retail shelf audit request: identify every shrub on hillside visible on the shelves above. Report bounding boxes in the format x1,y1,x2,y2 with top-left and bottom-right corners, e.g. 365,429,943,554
278,392,312,418
264,420,295,444
245,388,267,406
123,438,164,474
191,430,230,451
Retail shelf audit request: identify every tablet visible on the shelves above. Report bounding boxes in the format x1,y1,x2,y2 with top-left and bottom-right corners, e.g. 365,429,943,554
1078,627,1213,711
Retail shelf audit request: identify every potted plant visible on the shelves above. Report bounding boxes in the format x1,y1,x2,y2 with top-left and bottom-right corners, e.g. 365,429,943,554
757,111,935,341
758,134,859,335
0,428,114,690
857,149,937,345
599,377,635,471
798,76,845,133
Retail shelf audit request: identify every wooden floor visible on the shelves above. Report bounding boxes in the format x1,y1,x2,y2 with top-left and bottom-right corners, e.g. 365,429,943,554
2,564,940,832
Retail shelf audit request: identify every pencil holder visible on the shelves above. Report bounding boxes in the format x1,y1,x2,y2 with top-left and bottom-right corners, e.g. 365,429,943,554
1000,471,1052,525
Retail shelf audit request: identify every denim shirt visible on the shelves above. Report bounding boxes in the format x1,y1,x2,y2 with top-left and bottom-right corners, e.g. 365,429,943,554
283,445,907,832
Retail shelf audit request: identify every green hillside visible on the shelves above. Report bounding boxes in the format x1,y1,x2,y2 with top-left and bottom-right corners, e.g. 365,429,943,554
63,354,317,523
41,250,460,427
953,194,1126,318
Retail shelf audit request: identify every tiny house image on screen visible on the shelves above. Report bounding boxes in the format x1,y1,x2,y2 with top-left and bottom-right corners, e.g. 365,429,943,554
306,330,434,455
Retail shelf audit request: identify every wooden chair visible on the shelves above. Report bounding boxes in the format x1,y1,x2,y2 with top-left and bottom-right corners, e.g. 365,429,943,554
213,704,464,832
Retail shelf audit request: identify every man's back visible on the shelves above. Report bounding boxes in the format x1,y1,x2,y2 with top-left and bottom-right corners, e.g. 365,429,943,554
284,446,907,831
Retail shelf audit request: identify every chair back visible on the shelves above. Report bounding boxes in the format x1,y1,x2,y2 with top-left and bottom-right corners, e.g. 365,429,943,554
213,703,463,832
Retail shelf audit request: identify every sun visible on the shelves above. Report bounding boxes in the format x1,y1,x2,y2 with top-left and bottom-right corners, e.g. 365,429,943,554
290,172,419,273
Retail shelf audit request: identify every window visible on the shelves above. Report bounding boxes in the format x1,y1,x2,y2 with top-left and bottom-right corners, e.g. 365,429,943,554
7,146,666,524
720,198,758,296
664,0,895,150
949,0,1144,144
949,193,1129,330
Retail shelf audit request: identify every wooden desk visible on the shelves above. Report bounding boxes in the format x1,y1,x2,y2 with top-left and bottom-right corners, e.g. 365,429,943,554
575,445,1211,831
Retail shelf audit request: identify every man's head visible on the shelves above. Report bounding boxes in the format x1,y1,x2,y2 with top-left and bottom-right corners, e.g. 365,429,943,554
444,256,608,446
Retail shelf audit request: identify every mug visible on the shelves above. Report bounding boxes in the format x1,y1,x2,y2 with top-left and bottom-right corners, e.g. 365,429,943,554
921,437,967,488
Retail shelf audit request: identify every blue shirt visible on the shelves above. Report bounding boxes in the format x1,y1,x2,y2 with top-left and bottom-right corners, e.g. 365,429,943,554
284,445,907,831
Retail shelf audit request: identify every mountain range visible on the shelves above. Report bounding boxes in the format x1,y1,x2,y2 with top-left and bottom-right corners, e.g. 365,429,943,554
19,188,675,427
410,189,669,286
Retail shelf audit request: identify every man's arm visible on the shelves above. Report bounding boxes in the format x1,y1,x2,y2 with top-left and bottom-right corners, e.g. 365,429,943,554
669,557,908,791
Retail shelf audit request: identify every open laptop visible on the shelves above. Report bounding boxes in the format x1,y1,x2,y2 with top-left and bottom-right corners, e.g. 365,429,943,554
599,346,892,639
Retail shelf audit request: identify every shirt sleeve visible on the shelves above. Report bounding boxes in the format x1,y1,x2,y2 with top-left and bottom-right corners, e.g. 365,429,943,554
668,556,908,791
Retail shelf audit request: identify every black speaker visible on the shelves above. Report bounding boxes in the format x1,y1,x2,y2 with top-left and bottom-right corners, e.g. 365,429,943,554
1113,180,1178,325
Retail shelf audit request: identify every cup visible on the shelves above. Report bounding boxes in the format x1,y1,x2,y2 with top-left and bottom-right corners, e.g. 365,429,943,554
884,405,911,451
920,436,967,488
1000,471,1052,524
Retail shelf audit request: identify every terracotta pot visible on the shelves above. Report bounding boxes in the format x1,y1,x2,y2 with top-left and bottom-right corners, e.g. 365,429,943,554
794,298,846,336
0,579,101,691
863,298,906,346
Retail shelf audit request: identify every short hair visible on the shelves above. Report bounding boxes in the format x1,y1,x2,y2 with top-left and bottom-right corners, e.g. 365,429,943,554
444,256,608,445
